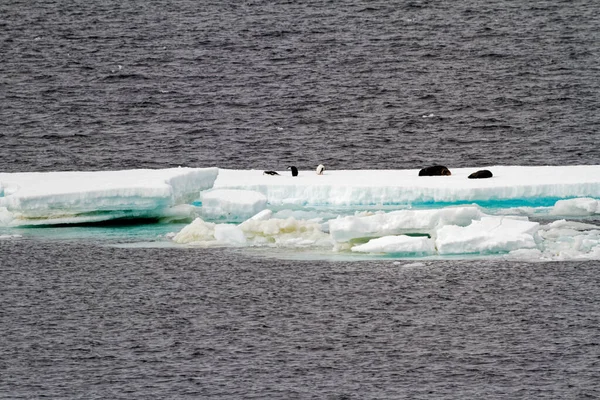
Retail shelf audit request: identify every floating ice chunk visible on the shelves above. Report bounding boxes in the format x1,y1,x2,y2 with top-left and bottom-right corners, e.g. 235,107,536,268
0,167,218,226
435,217,540,255
0,207,12,225
172,217,216,244
239,217,331,247
542,219,599,232
0,234,22,240
505,248,544,260
0,234,20,240
401,262,426,267
246,209,273,221
201,189,267,221
172,215,331,248
351,235,436,255
159,204,200,222
550,198,599,217
214,224,247,245
329,206,484,243
537,219,600,260
272,209,338,223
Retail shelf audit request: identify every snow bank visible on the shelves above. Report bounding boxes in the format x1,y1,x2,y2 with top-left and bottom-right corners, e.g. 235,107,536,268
201,189,267,221
0,167,218,225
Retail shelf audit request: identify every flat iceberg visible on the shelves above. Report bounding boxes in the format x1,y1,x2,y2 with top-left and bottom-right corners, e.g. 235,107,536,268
0,167,218,225
213,165,600,207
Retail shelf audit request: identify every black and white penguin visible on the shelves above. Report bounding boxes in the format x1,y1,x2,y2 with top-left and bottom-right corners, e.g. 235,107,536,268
418,165,451,176
287,166,298,177
263,170,279,176
316,164,325,175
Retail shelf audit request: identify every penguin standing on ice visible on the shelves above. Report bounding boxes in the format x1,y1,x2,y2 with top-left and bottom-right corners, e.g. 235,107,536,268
288,166,298,177
316,164,325,175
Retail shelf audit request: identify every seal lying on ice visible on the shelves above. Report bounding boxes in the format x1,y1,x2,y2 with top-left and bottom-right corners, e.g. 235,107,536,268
418,165,451,176
468,170,493,179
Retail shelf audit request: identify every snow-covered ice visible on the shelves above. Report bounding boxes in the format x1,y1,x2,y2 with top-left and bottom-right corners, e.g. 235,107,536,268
0,167,218,225
2,164,600,261
213,165,600,206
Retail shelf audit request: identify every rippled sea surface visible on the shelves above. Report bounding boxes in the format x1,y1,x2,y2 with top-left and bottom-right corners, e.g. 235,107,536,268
1,0,600,398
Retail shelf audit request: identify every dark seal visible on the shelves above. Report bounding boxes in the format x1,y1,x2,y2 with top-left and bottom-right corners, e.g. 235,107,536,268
418,165,451,176
263,170,279,176
288,166,299,177
468,170,493,179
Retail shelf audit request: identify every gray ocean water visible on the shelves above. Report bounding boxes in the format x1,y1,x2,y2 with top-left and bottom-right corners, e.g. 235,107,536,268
1,0,600,398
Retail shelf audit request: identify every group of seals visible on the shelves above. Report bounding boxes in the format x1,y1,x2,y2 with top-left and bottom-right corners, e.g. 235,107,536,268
419,165,493,179
264,165,323,177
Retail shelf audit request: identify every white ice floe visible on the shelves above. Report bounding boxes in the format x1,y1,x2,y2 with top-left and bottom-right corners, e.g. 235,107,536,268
200,189,267,221
351,235,436,255
214,223,247,245
435,216,540,255
537,219,600,260
328,206,484,242
3,164,600,261
213,165,600,207
169,206,600,260
0,234,22,240
550,197,599,217
173,214,331,248
0,167,218,226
